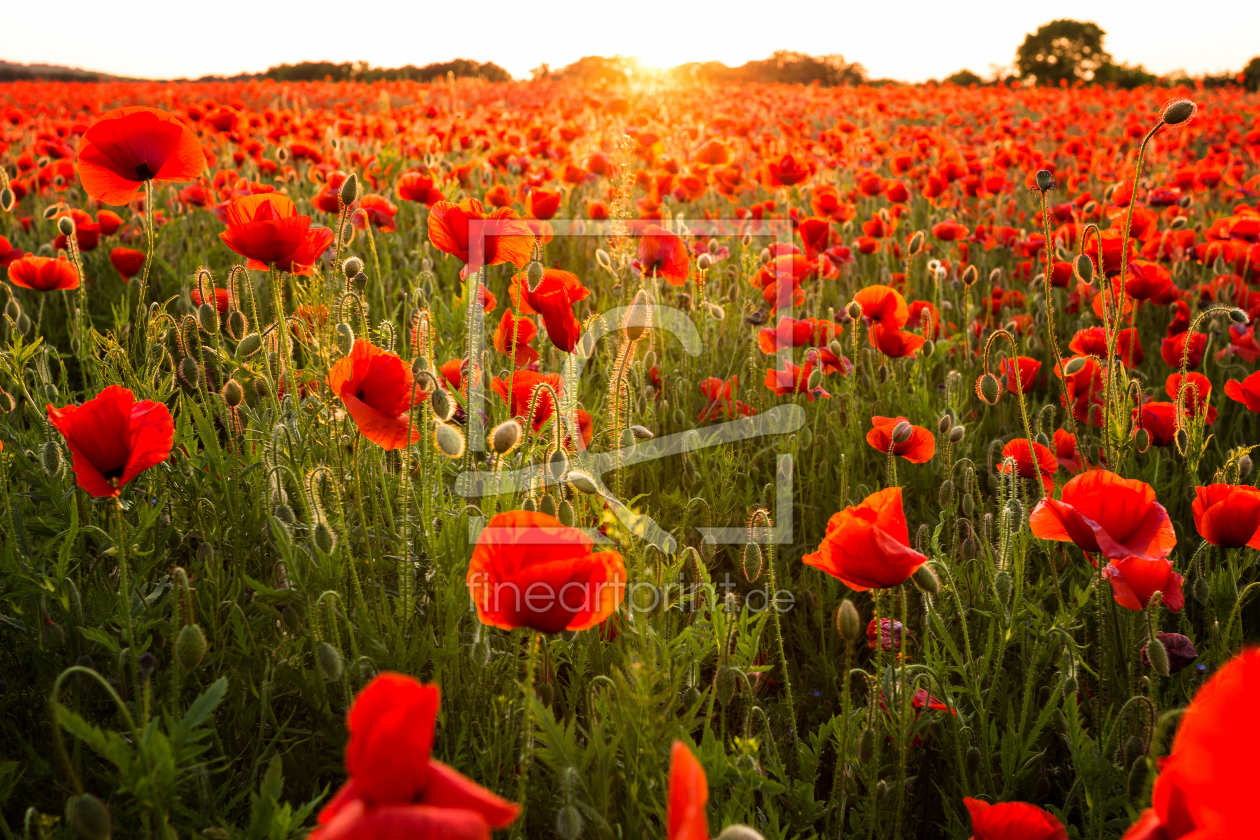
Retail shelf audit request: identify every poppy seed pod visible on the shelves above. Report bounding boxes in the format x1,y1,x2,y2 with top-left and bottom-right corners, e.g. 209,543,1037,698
624,290,652,341
490,419,523,455
343,256,363,278
836,599,861,642
339,173,359,206
976,373,1001,405
176,623,207,670
1160,99,1197,126
434,423,465,458
912,563,940,594
67,793,112,840
236,333,262,358
222,379,245,407
1034,170,1056,192
949,425,965,443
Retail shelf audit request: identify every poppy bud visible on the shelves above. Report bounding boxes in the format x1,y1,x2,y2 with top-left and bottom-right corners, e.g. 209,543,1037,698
1160,99,1197,126
965,746,983,776
1171,216,1189,230
226,309,248,340
922,339,934,357
556,806,584,840
539,494,557,517
759,248,771,265
567,470,601,496
697,253,713,271
1146,636,1170,677
876,780,889,800
741,541,763,582
521,496,537,513
938,480,955,507
1005,499,1024,528
976,373,1001,406
630,425,653,441
221,379,245,408
280,603,303,633
434,423,465,458
994,570,1012,607
624,290,652,342
41,439,63,476
717,827,766,840
526,260,545,290
1034,170,1055,192
1239,455,1253,479
430,387,454,422
138,651,158,681
1061,675,1078,697
1192,574,1210,605
339,173,359,206
254,377,271,397
595,249,613,271
912,563,940,594
198,303,219,334
547,448,569,482
179,356,201,387
0,188,13,212
962,495,974,518
313,520,337,554
334,323,354,355
858,727,876,765
1126,756,1147,797
4,296,20,321
1124,734,1145,771
892,420,912,444
949,425,965,443
877,363,889,383
236,333,262,358
557,498,575,527
353,271,368,287
274,503,297,526
908,230,924,255
176,623,207,670
67,793,112,840
836,599,861,642
316,641,344,682
58,215,75,237
1175,428,1189,454
1229,308,1249,325
1073,253,1094,285
707,302,726,321
807,367,823,392
1134,427,1150,452
490,419,523,455
343,256,363,277
846,301,862,321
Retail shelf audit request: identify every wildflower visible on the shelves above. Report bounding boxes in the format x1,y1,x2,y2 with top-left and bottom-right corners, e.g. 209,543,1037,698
802,487,929,591
109,247,146,280
427,198,535,274
667,742,709,840
6,255,79,291
509,268,590,353
490,370,562,431
999,439,1058,492
76,106,205,205
1103,556,1185,612
1029,470,1175,563
964,798,1067,840
327,340,424,451
219,194,333,275
47,385,174,498
633,225,689,286
1191,485,1260,549
866,416,935,463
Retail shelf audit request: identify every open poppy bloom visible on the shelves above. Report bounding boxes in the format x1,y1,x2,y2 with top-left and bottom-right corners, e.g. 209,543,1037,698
1166,372,1216,424
76,106,206,205
697,377,755,421
191,286,231,314
1133,402,1179,447
327,340,424,451
964,798,1068,840
1122,649,1257,839
1053,429,1084,474
467,511,626,633
866,416,935,463
1103,555,1184,612
6,255,79,291
1160,331,1206,369
999,356,1041,395
1224,370,1260,412
509,269,590,353
869,324,926,358
802,487,928,591
1029,470,1175,562
219,194,334,275
352,194,398,232
667,742,709,840
109,247,146,280
762,153,814,187
765,358,829,401
999,438,1057,492
395,171,445,206
492,310,539,367
1068,326,1143,368
1192,484,1260,549
852,284,909,330
750,254,815,312
47,384,174,498
428,198,535,275
633,225,689,286
490,370,562,431
310,673,519,840
0,235,26,268
524,187,561,220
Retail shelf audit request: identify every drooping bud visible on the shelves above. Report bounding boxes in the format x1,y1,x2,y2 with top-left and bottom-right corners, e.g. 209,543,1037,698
557,498,575,527
1063,356,1086,376
198,303,219,334
912,563,940,594
548,448,569,482
227,310,248,340
556,806,584,840
858,727,876,765
1146,636,1170,677
836,599,861,642
339,173,359,207
316,641,344,682
0,188,13,212
630,425,653,440
1073,253,1094,285
716,826,766,840
965,746,983,777
313,520,337,554
1240,454,1254,478
993,570,1012,607
1127,756,1147,797
179,356,201,387
937,414,952,434
567,469,600,495
538,494,557,518
491,419,523,455
696,252,713,271
1229,308,1249,325
1134,427,1150,452
42,439,63,476
526,260,545,290
741,541,763,582
922,339,935,357
949,425,965,443
138,652,158,681
1124,735,1145,771
807,367,823,392
429,387,454,422
976,373,1001,405
176,623,208,670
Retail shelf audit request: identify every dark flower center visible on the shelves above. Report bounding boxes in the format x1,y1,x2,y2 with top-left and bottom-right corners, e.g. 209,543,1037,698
134,162,155,180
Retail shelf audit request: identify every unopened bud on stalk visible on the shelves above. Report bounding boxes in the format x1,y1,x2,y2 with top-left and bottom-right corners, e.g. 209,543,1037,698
434,423,465,458
1171,216,1189,230
835,599,861,642
909,230,925,255
912,563,940,594
829,338,844,358
1135,427,1150,452
1229,308,1249,325
222,379,245,407
227,310,248,340
892,421,912,444
138,652,158,681
0,188,13,212
58,215,75,237
313,521,337,554
1063,356,1086,376
1239,454,1253,478
1193,575,1210,604
759,248,771,265
987,267,1001,285
938,480,955,507
198,303,219,334
41,439,63,476
697,253,713,271
1146,636,1170,676
567,469,601,495
548,448,569,481
595,249,613,271
741,541,763,582
994,570,1012,607
67,793,112,840
807,367,823,391
1160,99,1197,126
339,173,359,206
316,641,344,682
179,356,200,386
624,290,652,341
938,414,952,434
558,498,575,527
490,419,523,455
858,727,876,765
343,256,363,278
1175,428,1190,453
526,260,545,289
965,746,983,776
976,373,1001,406
1073,254,1094,285
539,494,557,517
846,301,862,321
429,387,454,422
4,298,20,321
236,333,262,358
176,624,207,670
1124,735,1146,771
949,425,965,443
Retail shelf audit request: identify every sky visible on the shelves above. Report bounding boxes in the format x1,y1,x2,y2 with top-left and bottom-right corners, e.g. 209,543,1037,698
4,0,1258,82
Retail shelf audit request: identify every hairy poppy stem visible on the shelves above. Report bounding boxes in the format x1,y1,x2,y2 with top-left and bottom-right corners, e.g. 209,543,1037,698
515,629,541,838
1037,190,1077,442
113,503,142,717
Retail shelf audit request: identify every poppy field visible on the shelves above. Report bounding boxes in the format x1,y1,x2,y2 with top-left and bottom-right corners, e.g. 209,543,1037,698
1,76,1259,840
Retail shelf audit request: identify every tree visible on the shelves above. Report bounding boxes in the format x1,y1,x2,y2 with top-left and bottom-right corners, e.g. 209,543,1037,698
945,69,984,87
1244,57,1260,92
1016,19,1112,85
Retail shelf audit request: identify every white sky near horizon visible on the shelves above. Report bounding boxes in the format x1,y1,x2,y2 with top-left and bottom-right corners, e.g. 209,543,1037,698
3,0,1258,83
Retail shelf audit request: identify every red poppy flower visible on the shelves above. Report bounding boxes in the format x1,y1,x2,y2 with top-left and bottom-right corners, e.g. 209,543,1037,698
999,439,1057,491
1068,326,1143,367
809,184,854,222
1166,372,1216,423
1192,484,1260,549
524,188,561,220
191,286,231,314
1104,556,1185,612
931,220,970,241
493,310,538,367
750,255,814,312
219,194,333,275
1122,260,1175,301
964,798,1068,840
634,225,689,286
869,324,926,358
802,487,928,591
47,384,174,498
797,216,834,260
1122,649,1256,840
0,235,25,268
109,247,146,280
395,172,445,206
466,511,625,633
352,194,398,232
491,370,562,431
998,355,1041,395
866,416,935,463
310,673,519,840
53,209,99,252
852,284,909,330
697,377,755,421
1029,470,1175,562
762,153,814,187
1133,402,1179,447
327,340,424,451
667,742,708,840
1160,331,1205,369
427,198,535,274
6,255,79,291
1053,429,1084,474
510,269,590,353
439,359,465,393
76,106,205,206
764,358,829,401
1224,371,1260,412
